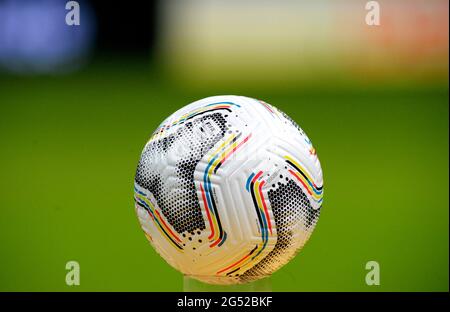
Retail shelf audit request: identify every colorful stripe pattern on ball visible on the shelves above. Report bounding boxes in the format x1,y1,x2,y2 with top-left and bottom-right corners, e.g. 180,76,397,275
134,188,184,251
216,171,274,276
257,100,276,116
247,171,273,255
200,133,252,249
285,155,323,206
150,102,241,142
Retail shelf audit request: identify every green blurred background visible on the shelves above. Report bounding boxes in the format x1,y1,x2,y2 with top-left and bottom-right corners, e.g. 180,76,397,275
0,0,448,292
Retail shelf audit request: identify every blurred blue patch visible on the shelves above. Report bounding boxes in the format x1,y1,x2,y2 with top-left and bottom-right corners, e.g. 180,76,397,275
0,0,96,74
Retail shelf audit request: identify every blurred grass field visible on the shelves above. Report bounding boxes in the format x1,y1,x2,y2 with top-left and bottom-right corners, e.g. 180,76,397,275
0,61,448,291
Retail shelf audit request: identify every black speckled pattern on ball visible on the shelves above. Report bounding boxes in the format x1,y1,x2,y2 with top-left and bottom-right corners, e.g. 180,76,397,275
275,106,308,137
240,178,320,281
135,113,228,234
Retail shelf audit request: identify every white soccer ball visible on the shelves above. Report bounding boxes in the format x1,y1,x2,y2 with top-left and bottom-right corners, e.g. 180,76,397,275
134,95,323,285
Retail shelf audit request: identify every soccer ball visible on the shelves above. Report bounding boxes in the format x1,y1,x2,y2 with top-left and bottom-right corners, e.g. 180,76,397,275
134,95,323,285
